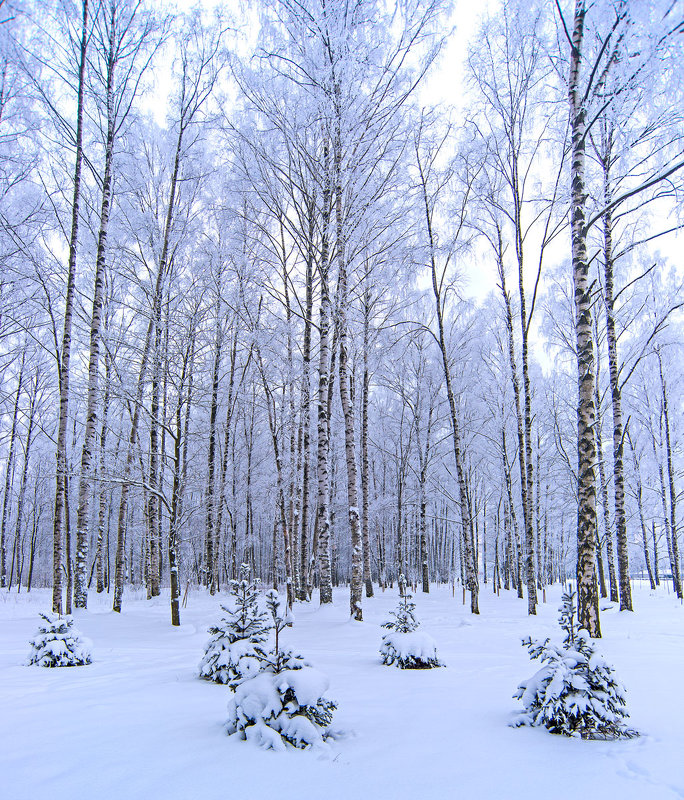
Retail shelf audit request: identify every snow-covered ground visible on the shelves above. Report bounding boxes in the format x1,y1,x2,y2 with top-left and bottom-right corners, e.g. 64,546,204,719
1,581,682,800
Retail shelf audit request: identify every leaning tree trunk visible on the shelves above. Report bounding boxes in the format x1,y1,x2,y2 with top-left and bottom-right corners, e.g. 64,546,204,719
568,0,600,636
421,175,478,613
52,0,89,615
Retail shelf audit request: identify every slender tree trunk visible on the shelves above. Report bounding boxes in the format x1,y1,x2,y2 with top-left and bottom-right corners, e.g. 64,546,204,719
496,231,534,611
95,350,111,593
204,297,222,594
658,353,682,598
360,288,373,598
1,349,24,588
511,176,538,614
593,332,617,602
627,434,655,590
419,406,433,594
333,94,362,621
10,368,36,592
75,19,117,609
601,127,632,611
417,151,478,614
52,0,89,615
316,141,333,605
298,200,314,600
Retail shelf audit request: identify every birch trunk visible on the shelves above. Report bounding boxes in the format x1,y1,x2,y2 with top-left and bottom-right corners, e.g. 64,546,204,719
627,434,655,590
593,329,618,602
1,349,24,588
52,0,89,615
10,367,36,592
95,351,111,593
417,149,478,613
74,13,116,608
333,93,362,621
316,141,333,605
658,354,682,598
298,199,314,600
361,289,373,598
204,297,222,594
569,0,600,636
496,230,533,611
113,126,183,613
601,129,632,611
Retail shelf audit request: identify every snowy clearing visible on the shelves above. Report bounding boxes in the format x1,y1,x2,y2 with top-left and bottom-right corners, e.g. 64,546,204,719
1,582,683,800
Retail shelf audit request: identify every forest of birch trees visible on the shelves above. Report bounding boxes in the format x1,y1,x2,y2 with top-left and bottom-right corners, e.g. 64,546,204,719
0,0,682,634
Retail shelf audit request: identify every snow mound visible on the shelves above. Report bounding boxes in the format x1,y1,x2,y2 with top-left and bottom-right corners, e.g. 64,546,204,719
380,630,443,669
513,590,638,739
226,666,337,751
26,612,92,668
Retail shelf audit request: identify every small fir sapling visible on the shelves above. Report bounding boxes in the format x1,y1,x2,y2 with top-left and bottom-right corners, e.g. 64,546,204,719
26,612,92,667
226,590,337,751
380,574,442,669
199,564,269,687
513,587,638,739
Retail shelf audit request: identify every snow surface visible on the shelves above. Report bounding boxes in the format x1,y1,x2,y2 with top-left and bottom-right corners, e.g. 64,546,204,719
1,582,683,799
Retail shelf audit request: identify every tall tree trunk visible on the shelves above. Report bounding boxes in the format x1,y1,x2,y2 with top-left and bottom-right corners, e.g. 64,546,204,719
298,198,315,600
496,230,534,611
601,125,632,612
419,406,433,594
1,349,24,588
593,329,618,602
74,15,116,608
316,141,333,605
417,151,478,614
360,288,373,598
204,296,222,594
333,91,362,621
627,434,655,590
658,352,682,598
113,125,183,613
95,351,111,594
568,0,600,636
10,367,36,592
511,170,538,614
52,0,89,615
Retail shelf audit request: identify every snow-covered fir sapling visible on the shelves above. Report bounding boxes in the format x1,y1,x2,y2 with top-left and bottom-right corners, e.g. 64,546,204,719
380,574,442,669
26,612,92,668
513,587,638,739
198,564,269,688
226,589,337,751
